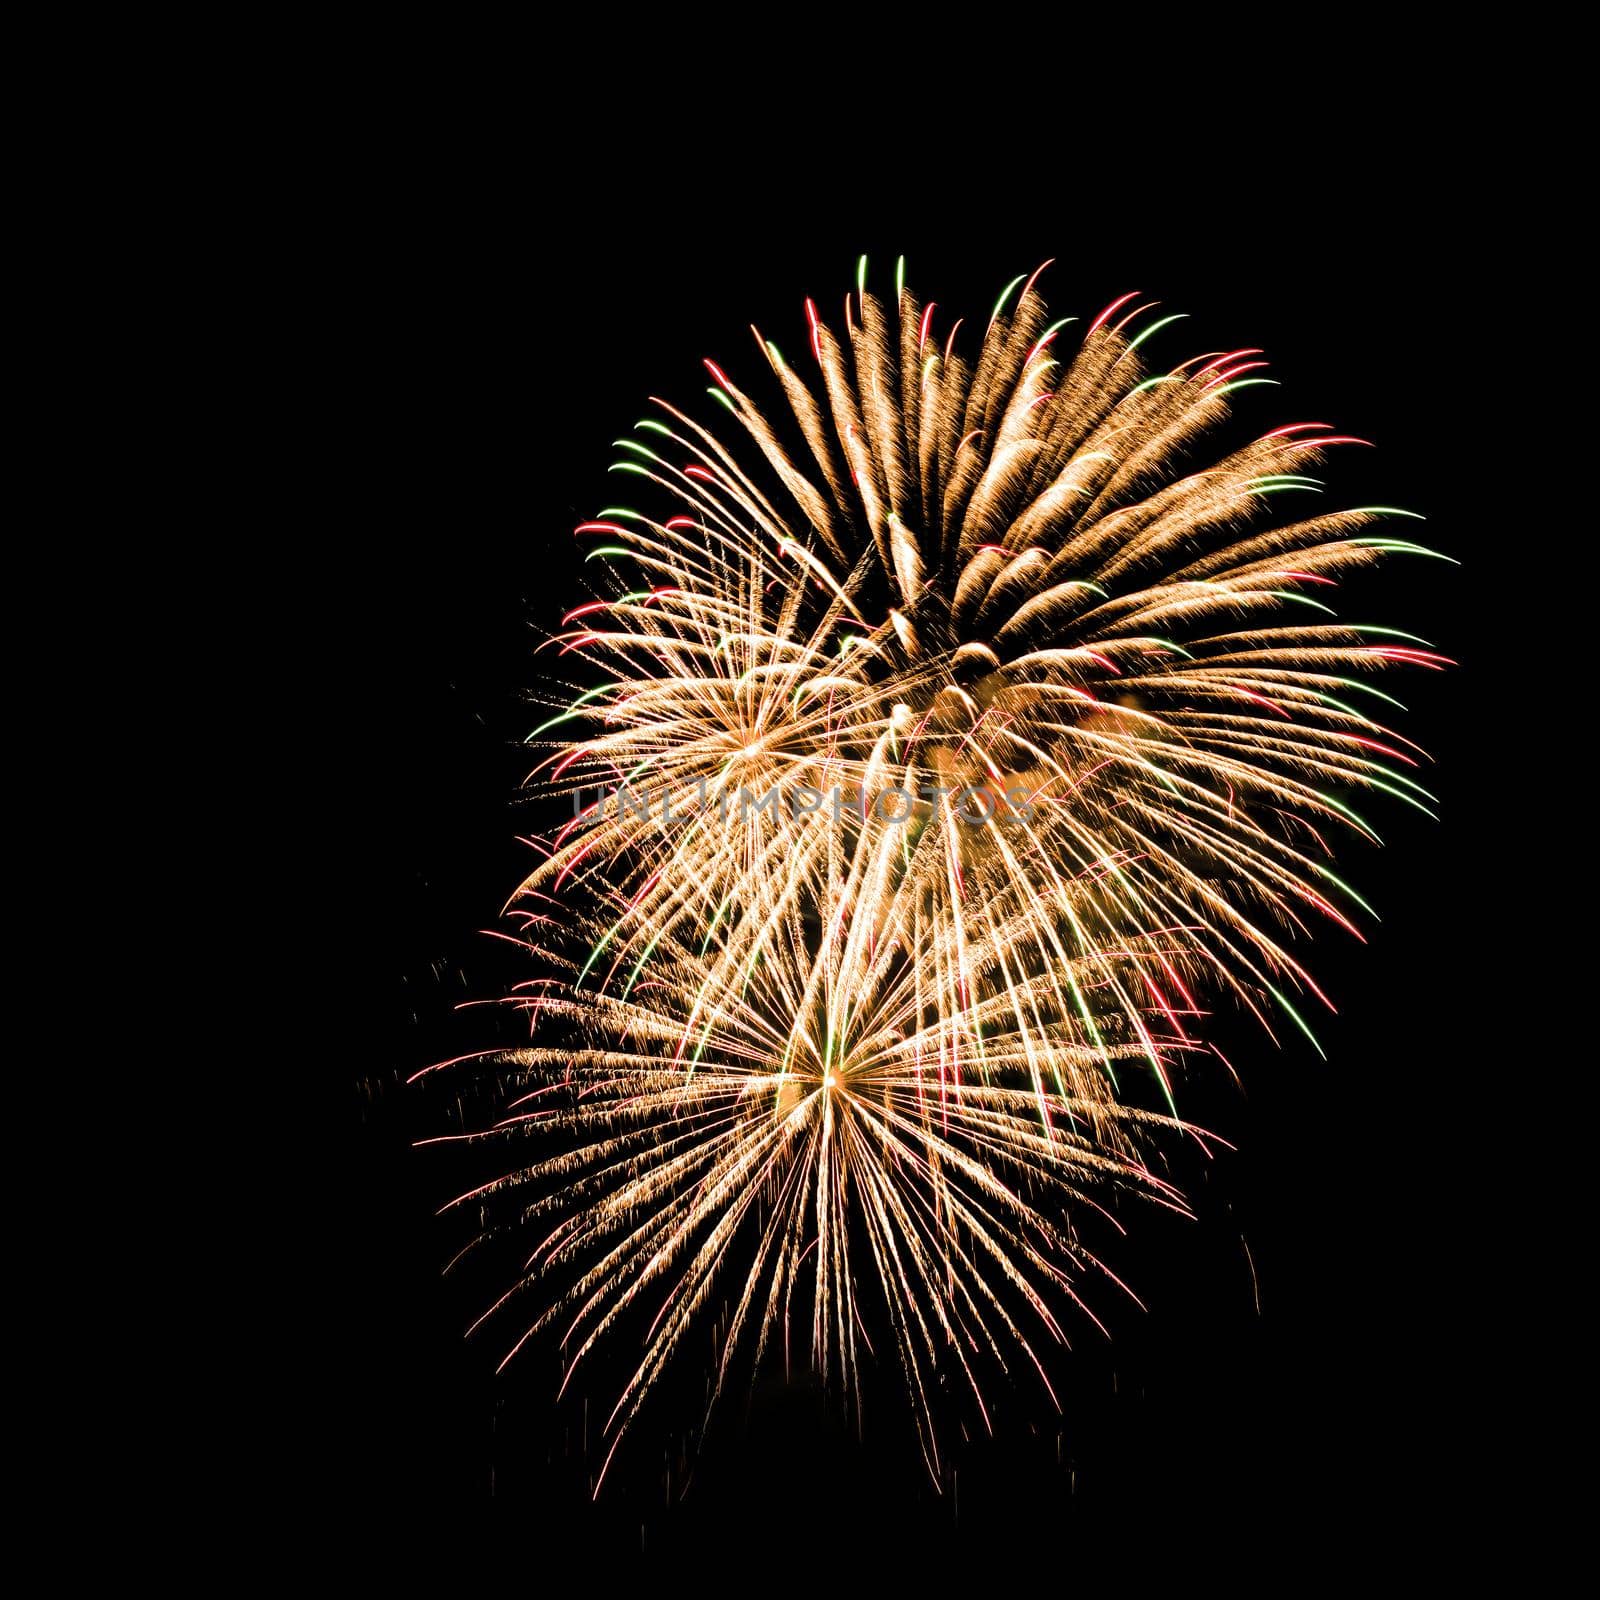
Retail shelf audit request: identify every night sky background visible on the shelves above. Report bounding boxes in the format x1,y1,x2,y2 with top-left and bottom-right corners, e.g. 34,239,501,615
302,159,1503,1568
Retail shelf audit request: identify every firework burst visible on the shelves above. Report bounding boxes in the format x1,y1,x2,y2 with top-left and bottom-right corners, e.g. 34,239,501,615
427,892,1196,1486
422,259,1449,1483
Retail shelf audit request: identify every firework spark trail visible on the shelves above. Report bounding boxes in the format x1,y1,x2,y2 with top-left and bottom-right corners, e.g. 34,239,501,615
428,260,1448,1482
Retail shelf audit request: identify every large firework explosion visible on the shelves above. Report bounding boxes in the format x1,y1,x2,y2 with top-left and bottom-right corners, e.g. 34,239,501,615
419,259,1449,1487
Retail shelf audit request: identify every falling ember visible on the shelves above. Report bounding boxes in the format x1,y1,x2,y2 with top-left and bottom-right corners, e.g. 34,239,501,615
423,261,1450,1486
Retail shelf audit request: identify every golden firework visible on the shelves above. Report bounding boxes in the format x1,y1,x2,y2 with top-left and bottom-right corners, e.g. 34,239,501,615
425,260,1449,1484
